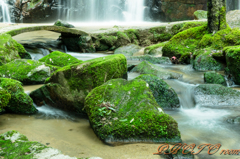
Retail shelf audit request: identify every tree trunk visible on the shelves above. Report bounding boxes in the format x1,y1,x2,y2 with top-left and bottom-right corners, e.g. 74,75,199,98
208,0,227,33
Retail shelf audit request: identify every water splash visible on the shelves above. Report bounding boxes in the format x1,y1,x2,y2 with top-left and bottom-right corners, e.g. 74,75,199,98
0,0,11,23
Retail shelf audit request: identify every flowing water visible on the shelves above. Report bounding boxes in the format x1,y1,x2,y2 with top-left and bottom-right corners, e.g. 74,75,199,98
58,0,146,22
2,32,240,158
0,0,11,23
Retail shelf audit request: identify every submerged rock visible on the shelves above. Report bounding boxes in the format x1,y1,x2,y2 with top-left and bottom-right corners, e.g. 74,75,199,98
204,71,226,86
194,10,207,20
39,51,82,67
85,79,181,145
30,55,127,114
114,44,142,56
54,19,74,28
135,74,180,109
0,59,57,85
194,84,240,107
0,78,37,114
127,55,171,64
0,130,78,159
131,61,182,79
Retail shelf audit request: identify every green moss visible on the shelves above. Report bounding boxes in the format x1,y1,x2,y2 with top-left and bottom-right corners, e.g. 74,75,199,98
144,42,166,55
0,78,37,114
85,79,181,143
135,74,180,109
39,51,82,67
124,29,139,45
0,89,11,112
204,71,226,85
0,59,57,85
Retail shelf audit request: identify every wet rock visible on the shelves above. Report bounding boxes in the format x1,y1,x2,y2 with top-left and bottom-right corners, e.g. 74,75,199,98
39,51,82,67
226,10,240,29
0,59,57,85
30,55,127,114
227,116,240,124
144,42,167,55
85,78,181,145
0,78,37,114
194,84,240,107
127,55,171,64
131,61,182,80
0,130,78,159
54,19,74,28
194,10,207,20
135,74,180,109
204,71,226,86
114,44,142,56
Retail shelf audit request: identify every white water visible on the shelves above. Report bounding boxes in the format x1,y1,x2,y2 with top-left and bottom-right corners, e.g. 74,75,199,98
0,0,11,23
58,0,146,22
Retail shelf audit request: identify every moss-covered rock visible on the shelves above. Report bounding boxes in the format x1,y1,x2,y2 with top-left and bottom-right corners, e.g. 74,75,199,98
114,44,142,56
85,79,181,145
0,78,37,114
204,71,226,85
135,74,180,109
144,42,167,55
39,51,82,67
131,61,182,79
193,48,224,71
127,55,172,64
224,45,240,85
194,84,240,107
0,89,11,113
30,54,127,114
194,10,207,20
0,59,57,85
54,19,74,28
0,130,78,159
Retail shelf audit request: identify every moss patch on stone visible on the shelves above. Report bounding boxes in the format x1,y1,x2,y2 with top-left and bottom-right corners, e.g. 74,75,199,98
39,51,82,67
204,71,226,85
144,42,167,55
135,74,180,109
85,79,181,145
0,78,37,114
0,89,11,113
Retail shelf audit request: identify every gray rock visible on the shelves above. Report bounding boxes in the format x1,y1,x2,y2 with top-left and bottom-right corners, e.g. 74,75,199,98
114,44,142,56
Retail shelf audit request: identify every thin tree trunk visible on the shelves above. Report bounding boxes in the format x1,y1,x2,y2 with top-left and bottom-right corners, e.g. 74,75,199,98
208,0,227,33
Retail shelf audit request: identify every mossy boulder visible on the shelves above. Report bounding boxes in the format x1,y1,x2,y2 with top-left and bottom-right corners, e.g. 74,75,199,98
0,130,78,159
194,84,240,107
39,51,82,67
194,10,207,20
144,42,167,55
0,78,37,114
135,74,180,109
0,89,11,113
0,34,28,66
30,54,127,113
85,79,181,145
0,59,57,85
204,71,226,86
115,31,131,47
114,44,142,56
54,19,74,28
131,61,182,79
224,45,240,85
193,48,224,71
127,55,171,64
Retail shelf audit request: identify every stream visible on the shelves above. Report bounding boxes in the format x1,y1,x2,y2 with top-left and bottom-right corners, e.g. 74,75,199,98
0,31,240,159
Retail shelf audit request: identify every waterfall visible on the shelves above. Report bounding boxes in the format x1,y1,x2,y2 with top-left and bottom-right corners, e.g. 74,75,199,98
0,0,11,23
58,0,146,22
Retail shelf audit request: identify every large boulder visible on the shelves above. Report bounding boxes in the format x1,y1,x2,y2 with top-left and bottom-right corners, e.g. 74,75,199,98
0,59,57,85
0,78,37,114
85,79,181,145
114,44,142,56
135,74,180,109
30,54,127,114
194,84,240,107
224,45,240,85
0,34,29,66
127,55,171,64
0,130,79,159
39,51,82,67
131,61,182,79
204,71,226,86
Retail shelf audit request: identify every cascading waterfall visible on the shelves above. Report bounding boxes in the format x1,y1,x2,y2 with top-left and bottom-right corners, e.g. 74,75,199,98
58,0,146,22
0,0,11,23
